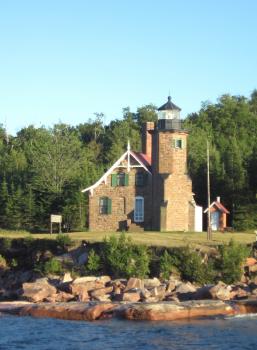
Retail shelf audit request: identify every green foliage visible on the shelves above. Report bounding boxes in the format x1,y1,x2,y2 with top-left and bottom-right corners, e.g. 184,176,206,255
216,239,250,284
178,247,214,284
102,233,150,278
56,234,73,251
0,254,7,269
159,250,178,280
10,258,18,268
44,258,63,275
0,93,256,232
0,237,12,251
86,249,101,274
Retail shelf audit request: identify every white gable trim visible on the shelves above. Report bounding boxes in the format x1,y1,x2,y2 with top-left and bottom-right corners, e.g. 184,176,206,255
203,201,216,213
81,150,151,195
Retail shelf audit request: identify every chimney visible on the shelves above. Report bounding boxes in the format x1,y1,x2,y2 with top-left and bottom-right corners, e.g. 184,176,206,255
216,196,220,203
142,122,154,160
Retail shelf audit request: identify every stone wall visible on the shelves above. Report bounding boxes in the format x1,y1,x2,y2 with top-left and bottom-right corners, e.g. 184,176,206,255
88,167,152,232
151,129,193,231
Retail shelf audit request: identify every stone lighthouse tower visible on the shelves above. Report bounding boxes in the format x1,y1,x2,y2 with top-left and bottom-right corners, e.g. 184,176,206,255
152,96,193,231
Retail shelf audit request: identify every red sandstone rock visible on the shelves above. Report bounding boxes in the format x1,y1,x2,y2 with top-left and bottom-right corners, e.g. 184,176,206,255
143,278,161,289
122,300,235,321
122,291,141,302
22,279,57,302
124,278,144,292
90,286,113,298
18,302,117,321
245,258,257,267
209,282,231,301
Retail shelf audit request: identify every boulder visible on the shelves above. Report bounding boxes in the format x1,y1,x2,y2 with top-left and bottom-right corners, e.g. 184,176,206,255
209,281,232,301
22,278,57,302
122,291,141,302
124,278,144,292
61,272,73,283
175,282,196,294
69,284,89,302
149,285,166,301
143,278,161,289
229,285,250,300
97,276,111,285
90,286,113,299
166,280,176,293
70,280,104,292
72,276,98,284
249,264,257,273
245,257,257,267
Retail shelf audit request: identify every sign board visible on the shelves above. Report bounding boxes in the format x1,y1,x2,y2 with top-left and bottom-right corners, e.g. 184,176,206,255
50,215,62,234
51,215,62,223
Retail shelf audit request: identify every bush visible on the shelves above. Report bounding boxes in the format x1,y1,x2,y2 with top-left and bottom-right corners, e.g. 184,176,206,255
86,249,101,274
0,254,7,270
44,258,63,275
0,237,12,252
159,250,178,280
23,235,35,249
56,234,73,251
102,233,150,278
216,239,250,284
178,246,214,284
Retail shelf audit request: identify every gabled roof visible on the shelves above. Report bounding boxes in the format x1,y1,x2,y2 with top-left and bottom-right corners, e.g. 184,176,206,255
204,200,230,214
158,96,181,111
131,151,151,167
81,149,152,195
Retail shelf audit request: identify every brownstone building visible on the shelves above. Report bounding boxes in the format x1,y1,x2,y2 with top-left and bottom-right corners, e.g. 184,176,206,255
82,97,202,232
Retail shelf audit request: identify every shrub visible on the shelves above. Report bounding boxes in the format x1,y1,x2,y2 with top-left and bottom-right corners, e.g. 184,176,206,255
0,254,7,270
178,246,214,284
10,258,18,268
44,258,63,275
216,239,250,284
86,249,101,274
56,234,73,251
23,235,35,249
102,233,150,278
0,237,12,252
159,250,177,280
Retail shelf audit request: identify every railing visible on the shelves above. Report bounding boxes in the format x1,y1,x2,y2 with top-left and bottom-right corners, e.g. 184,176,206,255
157,119,183,131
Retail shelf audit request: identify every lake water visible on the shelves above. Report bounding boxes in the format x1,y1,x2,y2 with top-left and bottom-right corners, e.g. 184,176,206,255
0,315,257,350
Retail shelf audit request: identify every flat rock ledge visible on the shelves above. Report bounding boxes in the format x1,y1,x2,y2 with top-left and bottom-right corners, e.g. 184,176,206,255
1,299,257,322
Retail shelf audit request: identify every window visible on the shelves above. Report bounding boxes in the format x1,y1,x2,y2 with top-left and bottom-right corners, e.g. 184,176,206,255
111,173,129,187
135,172,147,186
99,197,112,214
134,196,144,222
117,172,125,186
173,139,183,149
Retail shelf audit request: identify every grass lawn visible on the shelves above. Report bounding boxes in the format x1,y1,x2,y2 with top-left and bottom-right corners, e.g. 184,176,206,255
0,230,255,248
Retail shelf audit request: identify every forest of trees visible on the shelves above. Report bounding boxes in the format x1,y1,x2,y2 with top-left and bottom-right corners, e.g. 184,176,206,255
0,92,256,232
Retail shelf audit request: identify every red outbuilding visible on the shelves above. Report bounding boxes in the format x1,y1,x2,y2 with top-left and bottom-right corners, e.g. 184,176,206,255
204,197,230,231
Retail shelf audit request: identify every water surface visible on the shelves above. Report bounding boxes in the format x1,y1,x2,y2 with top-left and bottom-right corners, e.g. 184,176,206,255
0,315,256,350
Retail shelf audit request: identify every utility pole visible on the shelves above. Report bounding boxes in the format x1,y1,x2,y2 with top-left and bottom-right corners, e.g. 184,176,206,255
207,139,212,240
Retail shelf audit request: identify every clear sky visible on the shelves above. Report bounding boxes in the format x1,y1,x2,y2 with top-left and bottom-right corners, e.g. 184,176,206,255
0,0,257,135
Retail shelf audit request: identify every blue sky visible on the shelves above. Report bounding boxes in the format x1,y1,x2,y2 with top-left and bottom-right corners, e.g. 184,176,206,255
0,0,257,134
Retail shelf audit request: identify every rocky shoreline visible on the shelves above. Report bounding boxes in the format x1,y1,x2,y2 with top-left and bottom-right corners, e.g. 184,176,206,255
1,299,257,322
1,256,257,322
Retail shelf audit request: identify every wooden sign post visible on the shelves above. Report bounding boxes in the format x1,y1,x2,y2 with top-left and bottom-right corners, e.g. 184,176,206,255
50,215,62,234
